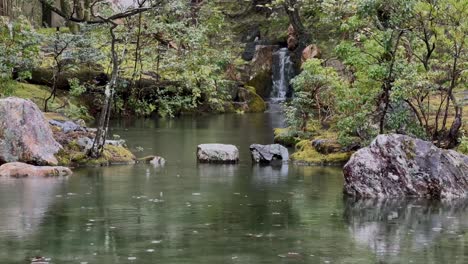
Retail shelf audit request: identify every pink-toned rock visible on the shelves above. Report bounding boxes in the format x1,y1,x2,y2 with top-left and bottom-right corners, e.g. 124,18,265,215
0,162,72,178
0,97,62,165
301,44,321,65
287,25,298,50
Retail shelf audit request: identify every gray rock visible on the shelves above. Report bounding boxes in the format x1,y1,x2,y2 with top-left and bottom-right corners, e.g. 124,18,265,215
250,144,289,163
105,139,126,147
77,137,94,152
49,119,85,133
197,144,239,163
74,119,86,127
343,134,468,199
150,156,166,167
0,97,62,165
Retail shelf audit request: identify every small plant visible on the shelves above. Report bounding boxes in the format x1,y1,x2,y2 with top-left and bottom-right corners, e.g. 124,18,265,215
458,136,468,155
68,78,86,97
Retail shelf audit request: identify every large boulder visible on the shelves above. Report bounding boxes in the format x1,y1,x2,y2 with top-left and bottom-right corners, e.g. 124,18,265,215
343,134,468,199
236,86,266,113
0,162,72,177
0,97,62,165
197,144,239,163
301,44,321,66
250,144,289,164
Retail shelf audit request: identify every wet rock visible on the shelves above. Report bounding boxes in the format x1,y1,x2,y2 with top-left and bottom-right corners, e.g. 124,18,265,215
236,86,266,113
105,139,126,147
250,144,289,163
49,119,85,133
343,134,468,199
312,139,342,154
150,156,166,166
0,97,62,165
0,162,72,177
138,155,166,166
197,144,239,163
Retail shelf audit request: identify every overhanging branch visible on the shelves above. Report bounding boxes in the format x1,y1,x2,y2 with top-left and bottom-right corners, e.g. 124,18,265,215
38,0,161,24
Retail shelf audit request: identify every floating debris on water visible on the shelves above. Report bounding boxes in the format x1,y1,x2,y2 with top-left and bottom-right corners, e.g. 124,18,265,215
146,249,155,253
151,240,162,244
128,256,137,261
192,193,201,196
31,256,50,264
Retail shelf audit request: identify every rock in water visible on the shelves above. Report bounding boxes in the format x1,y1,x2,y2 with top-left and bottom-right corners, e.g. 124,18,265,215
197,144,239,163
250,144,289,164
0,162,72,177
0,97,62,165
150,156,166,167
343,134,468,199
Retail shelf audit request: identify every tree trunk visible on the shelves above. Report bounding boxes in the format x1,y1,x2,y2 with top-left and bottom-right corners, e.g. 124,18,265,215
89,24,119,158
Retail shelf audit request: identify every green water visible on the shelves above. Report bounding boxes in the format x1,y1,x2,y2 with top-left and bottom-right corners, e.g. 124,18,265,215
0,113,467,264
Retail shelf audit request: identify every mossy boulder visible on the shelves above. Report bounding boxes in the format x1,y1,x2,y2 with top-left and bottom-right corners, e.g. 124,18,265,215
312,139,342,154
102,145,136,165
246,70,272,99
291,140,352,166
273,127,300,147
56,143,136,167
236,86,266,113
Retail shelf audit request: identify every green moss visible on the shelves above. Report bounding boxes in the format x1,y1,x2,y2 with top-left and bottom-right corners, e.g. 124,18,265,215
244,86,266,113
4,81,61,108
291,140,352,166
246,70,271,98
402,138,416,160
273,127,300,147
56,149,71,166
102,145,136,165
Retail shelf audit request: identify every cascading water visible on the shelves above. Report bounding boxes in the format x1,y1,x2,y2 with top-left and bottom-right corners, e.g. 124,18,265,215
271,48,294,103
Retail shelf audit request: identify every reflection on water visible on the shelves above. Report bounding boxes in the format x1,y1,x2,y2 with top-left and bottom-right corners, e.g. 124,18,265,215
345,198,468,263
0,178,67,238
0,114,466,264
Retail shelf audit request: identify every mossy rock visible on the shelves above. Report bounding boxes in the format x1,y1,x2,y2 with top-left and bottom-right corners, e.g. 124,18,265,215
273,127,299,147
312,139,342,154
236,86,266,113
102,145,136,165
56,143,136,167
291,140,352,166
246,69,272,99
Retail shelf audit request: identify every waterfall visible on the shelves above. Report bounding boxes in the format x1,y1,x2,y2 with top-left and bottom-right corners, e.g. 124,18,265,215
271,48,294,102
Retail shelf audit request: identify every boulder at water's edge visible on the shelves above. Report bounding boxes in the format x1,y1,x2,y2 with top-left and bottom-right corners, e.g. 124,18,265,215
250,144,289,164
0,97,62,165
0,162,72,177
197,144,239,163
343,134,468,199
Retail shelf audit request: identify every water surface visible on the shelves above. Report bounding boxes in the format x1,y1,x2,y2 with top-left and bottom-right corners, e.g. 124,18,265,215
0,112,467,264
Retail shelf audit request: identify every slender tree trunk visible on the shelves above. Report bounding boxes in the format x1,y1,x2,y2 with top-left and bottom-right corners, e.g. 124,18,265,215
89,24,119,158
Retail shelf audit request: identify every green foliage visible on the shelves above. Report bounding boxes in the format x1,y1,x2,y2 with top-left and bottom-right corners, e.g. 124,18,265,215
287,58,344,133
68,78,86,97
0,16,42,80
458,137,468,155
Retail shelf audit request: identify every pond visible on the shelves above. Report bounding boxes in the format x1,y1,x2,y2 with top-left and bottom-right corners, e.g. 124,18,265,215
0,111,467,264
